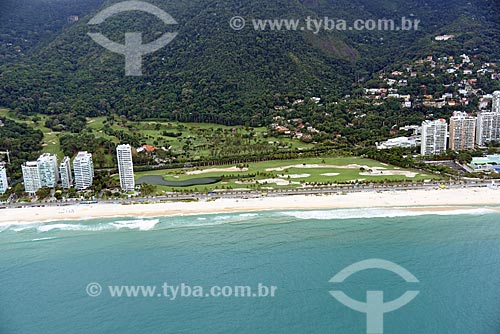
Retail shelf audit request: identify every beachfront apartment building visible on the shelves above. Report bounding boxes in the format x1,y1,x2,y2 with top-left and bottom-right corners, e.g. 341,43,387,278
73,152,94,190
449,111,476,151
37,153,59,188
0,163,8,194
116,144,135,191
476,111,500,146
22,161,42,195
492,91,500,113
421,119,448,156
60,156,73,189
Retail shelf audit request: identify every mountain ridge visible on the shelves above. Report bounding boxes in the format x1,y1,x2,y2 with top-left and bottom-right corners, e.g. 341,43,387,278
1,0,499,125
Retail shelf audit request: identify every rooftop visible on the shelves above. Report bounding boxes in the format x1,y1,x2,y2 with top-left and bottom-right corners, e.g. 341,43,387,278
471,155,500,165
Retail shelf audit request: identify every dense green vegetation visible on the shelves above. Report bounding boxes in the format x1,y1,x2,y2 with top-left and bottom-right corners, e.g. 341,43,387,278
1,0,499,125
1,0,499,199
0,108,315,168
0,117,43,179
0,0,105,66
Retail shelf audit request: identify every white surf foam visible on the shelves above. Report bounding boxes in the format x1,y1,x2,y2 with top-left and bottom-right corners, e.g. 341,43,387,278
34,219,161,233
279,207,498,220
12,225,38,232
4,215,245,234
239,213,259,217
110,219,160,231
37,224,71,232
31,237,57,242
0,222,43,233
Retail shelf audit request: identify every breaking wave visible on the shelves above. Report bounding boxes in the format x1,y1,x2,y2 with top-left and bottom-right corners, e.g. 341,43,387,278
279,207,498,220
0,207,497,235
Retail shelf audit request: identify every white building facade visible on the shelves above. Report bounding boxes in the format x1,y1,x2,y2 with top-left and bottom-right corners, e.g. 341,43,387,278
449,111,476,151
73,152,94,190
22,161,42,195
492,91,500,113
116,144,135,191
0,163,8,194
60,156,73,189
476,111,500,146
421,119,448,156
37,153,59,188
376,137,419,150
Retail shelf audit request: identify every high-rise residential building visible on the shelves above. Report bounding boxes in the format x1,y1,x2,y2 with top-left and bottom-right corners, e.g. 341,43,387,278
476,111,500,146
0,163,8,194
73,152,94,190
22,161,42,195
116,144,135,191
37,153,59,188
492,91,500,113
449,111,476,151
60,156,73,189
421,119,448,156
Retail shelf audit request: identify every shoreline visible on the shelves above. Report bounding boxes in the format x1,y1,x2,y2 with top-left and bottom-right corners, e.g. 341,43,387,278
1,187,500,224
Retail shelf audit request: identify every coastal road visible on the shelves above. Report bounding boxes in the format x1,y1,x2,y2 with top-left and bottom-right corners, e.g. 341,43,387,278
1,181,496,210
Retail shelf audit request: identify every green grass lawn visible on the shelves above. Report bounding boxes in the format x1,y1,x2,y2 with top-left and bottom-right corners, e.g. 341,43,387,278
0,108,63,157
1,109,443,193
135,157,442,192
2,109,314,162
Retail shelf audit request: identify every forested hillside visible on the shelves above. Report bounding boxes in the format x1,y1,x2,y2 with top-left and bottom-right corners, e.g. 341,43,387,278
0,0,499,125
0,118,43,177
0,0,105,66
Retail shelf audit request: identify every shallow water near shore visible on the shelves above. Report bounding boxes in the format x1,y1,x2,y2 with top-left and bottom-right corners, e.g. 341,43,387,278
0,208,500,333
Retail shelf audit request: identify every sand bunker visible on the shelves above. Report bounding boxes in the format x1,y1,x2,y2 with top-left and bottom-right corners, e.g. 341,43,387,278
277,174,311,178
258,179,300,186
359,170,418,178
186,166,249,175
266,164,386,171
321,173,340,177
236,179,300,186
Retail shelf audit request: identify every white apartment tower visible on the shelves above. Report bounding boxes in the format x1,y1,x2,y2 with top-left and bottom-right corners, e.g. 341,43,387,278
22,161,42,195
73,152,94,190
476,111,500,146
60,156,73,189
116,144,135,191
421,119,448,156
492,91,500,113
0,163,8,194
449,111,476,151
37,153,59,188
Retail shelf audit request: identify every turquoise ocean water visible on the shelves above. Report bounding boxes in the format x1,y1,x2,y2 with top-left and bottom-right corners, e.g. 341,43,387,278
1,207,500,333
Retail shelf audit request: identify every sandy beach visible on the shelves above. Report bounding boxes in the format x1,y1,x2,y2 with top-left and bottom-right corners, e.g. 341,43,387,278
1,187,500,224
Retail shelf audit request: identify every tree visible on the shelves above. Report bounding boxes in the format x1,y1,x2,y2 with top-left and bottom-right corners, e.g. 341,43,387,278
139,184,157,196
36,188,51,200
